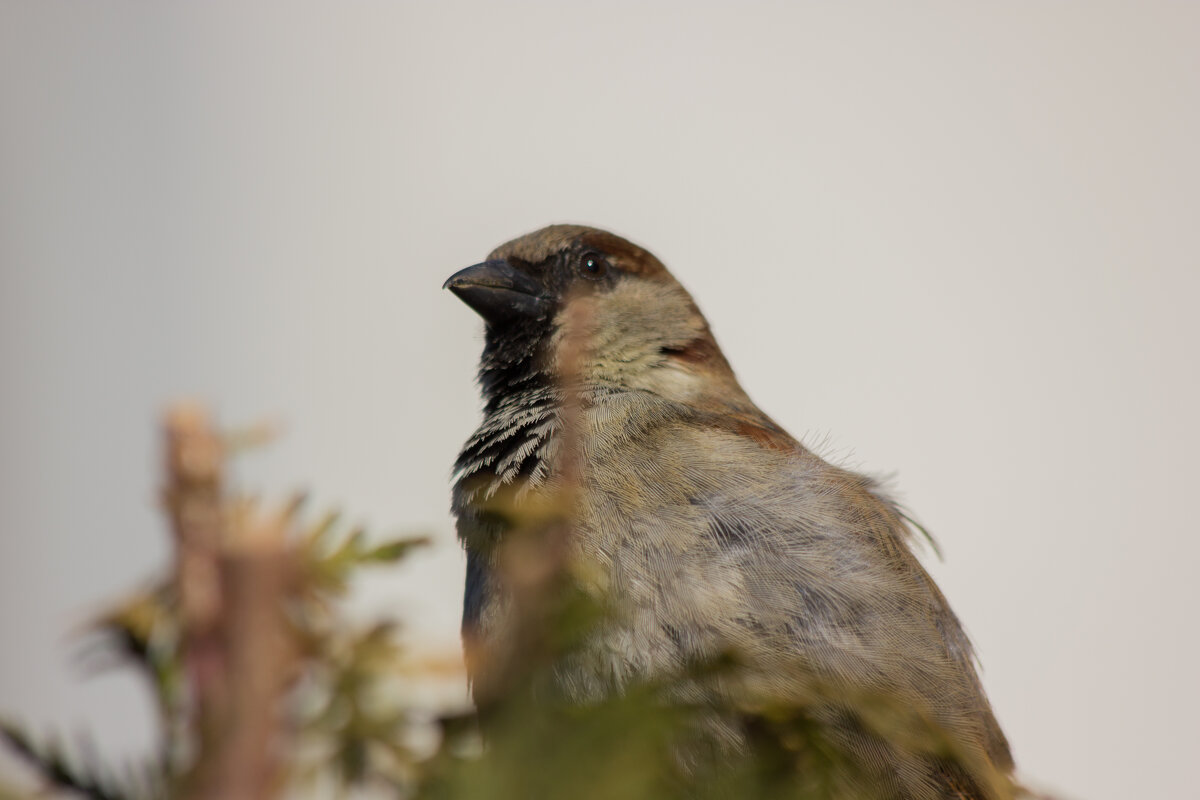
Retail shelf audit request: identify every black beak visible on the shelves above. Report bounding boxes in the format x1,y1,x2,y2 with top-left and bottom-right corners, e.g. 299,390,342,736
443,260,550,325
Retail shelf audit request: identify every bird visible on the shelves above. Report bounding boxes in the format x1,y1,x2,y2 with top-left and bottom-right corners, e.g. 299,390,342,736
444,224,1014,799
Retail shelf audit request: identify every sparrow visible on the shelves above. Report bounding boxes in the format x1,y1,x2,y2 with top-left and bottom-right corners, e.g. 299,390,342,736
444,225,1014,798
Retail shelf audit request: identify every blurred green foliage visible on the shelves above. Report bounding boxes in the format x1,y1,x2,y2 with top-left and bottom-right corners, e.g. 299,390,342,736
1,447,1019,800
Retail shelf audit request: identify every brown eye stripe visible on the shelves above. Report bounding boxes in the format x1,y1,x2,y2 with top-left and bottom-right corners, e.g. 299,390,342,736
486,225,672,281
659,335,723,365
488,224,596,264
577,230,670,278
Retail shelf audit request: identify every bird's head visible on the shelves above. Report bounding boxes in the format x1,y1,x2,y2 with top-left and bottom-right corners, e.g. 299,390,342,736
445,225,747,407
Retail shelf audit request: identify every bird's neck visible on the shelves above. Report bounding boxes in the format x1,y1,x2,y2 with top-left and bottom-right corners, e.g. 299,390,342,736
454,345,561,502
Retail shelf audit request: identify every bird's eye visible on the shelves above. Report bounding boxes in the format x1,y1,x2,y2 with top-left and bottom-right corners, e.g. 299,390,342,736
578,252,610,280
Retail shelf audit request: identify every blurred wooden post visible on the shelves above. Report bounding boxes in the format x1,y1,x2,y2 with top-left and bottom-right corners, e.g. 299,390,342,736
163,404,292,800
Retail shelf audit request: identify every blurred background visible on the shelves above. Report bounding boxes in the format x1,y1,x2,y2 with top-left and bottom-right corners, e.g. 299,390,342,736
1,2,1197,798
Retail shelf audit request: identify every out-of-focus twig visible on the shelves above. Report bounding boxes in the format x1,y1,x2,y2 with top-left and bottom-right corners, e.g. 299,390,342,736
164,404,226,735
163,405,294,800
1,403,442,800
474,299,595,708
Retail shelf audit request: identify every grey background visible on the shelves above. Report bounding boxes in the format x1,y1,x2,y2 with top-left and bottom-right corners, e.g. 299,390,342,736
2,3,1197,798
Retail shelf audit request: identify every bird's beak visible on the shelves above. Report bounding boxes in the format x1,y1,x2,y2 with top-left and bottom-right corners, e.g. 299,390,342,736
443,260,550,325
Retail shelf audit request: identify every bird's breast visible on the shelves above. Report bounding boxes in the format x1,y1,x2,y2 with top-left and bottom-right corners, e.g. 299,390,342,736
453,389,562,506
